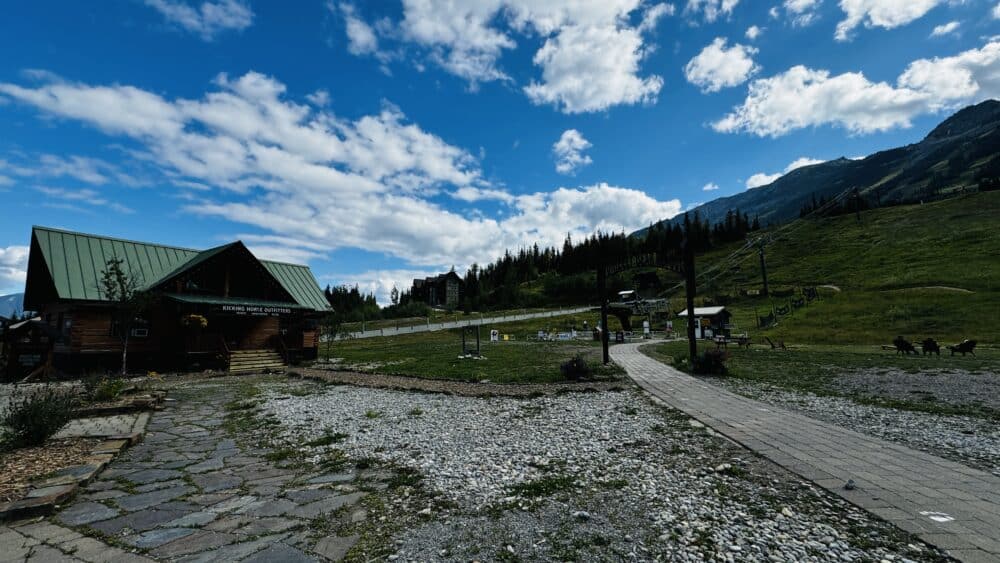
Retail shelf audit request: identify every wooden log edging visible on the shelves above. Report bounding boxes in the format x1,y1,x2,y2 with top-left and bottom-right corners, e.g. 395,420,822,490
291,368,630,398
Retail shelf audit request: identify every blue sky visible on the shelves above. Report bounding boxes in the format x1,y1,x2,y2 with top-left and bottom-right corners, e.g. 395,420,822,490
1,0,998,302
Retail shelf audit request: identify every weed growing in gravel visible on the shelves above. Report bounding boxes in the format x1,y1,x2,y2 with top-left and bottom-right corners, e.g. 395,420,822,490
597,478,629,490
355,457,378,470
509,475,577,498
265,447,299,462
386,468,423,489
408,407,424,416
319,449,351,471
306,432,349,447
364,410,381,419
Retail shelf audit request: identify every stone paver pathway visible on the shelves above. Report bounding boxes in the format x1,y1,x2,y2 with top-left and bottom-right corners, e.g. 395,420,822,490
54,413,149,440
0,380,374,562
613,343,1000,563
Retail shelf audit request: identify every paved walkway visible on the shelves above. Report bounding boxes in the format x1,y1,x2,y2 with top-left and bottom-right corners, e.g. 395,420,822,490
340,306,593,339
0,379,384,562
612,343,1000,563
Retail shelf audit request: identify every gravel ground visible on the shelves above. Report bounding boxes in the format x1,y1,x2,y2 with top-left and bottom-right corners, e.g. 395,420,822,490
716,379,1000,477
298,367,625,397
834,369,1000,412
260,384,947,562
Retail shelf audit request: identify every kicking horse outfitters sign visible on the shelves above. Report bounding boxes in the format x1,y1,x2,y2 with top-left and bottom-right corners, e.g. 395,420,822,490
219,304,294,316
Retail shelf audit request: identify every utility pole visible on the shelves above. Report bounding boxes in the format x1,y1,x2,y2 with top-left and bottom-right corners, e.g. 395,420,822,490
598,267,610,364
682,213,698,363
758,239,769,298
851,187,861,223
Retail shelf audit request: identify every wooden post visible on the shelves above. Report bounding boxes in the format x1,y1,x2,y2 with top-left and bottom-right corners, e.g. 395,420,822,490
598,267,610,365
758,241,769,298
683,213,698,363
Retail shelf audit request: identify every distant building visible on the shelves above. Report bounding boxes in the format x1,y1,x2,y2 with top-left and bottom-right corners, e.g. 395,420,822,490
676,306,733,339
412,271,463,308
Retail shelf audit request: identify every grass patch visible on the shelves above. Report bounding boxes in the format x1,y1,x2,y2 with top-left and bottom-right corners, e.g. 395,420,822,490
385,468,423,489
324,313,626,384
407,407,423,416
306,432,349,447
264,448,299,463
364,410,381,419
508,475,577,498
640,341,999,419
681,192,1000,345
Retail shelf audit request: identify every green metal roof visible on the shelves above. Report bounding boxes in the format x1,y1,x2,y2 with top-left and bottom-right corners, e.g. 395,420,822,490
30,226,331,312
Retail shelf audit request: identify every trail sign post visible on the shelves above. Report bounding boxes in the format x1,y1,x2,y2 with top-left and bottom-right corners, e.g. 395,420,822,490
598,268,610,364
682,213,698,364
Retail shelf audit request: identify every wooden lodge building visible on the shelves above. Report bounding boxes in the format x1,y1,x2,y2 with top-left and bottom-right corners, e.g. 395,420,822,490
12,226,330,377
411,271,463,308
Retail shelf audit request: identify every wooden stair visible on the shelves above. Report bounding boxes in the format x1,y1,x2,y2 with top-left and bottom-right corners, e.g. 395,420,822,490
228,349,285,373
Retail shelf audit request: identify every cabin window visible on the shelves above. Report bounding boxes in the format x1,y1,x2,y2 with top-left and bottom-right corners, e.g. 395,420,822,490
110,317,150,338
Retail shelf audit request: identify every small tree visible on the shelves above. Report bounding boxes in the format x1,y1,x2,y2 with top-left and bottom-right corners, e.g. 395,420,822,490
390,285,400,306
99,258,148,376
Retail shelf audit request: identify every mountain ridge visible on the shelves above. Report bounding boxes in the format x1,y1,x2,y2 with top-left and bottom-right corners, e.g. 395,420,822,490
635,100,1000,235
0,293,24,319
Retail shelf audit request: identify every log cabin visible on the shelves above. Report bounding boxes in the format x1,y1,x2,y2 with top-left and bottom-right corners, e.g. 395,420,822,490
17,226,331,376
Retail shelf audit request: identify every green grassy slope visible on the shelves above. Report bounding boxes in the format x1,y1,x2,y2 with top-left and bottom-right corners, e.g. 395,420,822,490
323,312,626,384
684,191,1000,344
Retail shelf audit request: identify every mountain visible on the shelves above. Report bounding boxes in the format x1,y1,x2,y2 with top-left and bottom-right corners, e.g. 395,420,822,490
0,293,24,319
637,100,1000,234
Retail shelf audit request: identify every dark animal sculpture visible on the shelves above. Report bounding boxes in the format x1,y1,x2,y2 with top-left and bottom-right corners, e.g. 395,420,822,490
921,338,940,356
893,336,918,355
947,340,977,356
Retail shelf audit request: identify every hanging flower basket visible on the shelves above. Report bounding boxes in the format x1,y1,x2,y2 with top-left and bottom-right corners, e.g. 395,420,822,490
181,314,208,329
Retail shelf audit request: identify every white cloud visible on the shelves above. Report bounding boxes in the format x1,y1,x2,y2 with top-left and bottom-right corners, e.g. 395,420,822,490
746,156,826,188
783,0,822,26
684,37,760,93
897,40,1000,107
306,89,331,107
553,129,593,175
930,21,960,37
451,186,516,203
714,39,1000,137
524,23,663,113
745,25,763,39
702,182,720,191
34,186,135,214
339,3,379,55
0,71,682,279
835,0,943,41
144,0,253,40
640,3,676,31
685,0,740,22
358,1,667,113
994,3,1000,19
745,172,781,188
0,153,145,187
0,246,30,294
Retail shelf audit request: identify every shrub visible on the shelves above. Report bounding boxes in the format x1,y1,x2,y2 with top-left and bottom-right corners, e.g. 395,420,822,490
560,355,592,381
91,376,128,402
1,386,77,450
692,349,728,376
